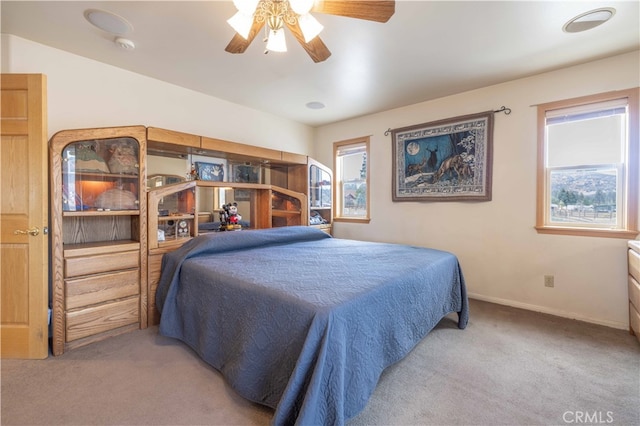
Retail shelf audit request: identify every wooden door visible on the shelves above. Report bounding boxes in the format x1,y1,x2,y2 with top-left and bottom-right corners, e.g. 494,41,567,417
1,74,49,359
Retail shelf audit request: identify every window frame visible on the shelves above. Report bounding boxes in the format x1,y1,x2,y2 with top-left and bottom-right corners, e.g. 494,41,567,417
333,136,371,223
535,88,639,239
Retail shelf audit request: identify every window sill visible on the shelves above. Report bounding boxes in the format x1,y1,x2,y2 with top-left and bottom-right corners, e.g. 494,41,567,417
535,226,638,239
334,217,371,224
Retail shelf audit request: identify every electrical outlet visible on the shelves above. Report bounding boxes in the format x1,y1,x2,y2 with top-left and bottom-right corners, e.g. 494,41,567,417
544,275,554,288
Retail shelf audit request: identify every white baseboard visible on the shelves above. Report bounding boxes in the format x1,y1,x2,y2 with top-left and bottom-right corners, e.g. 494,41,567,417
467,292,628,331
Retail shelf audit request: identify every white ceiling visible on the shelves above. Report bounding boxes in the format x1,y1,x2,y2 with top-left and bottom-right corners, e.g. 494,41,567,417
2,1,639,127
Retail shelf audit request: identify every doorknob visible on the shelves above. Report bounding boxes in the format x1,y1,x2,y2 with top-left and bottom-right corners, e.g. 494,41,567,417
14,227,40,236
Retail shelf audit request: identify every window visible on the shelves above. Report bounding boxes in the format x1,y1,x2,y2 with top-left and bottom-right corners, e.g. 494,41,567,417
536,89,638,238
334,137,370,222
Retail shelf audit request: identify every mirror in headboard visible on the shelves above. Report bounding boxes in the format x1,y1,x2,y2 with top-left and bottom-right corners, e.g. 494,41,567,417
195,185,256,231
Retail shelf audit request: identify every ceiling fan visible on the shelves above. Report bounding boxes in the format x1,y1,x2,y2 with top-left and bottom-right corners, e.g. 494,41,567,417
225,0,395,63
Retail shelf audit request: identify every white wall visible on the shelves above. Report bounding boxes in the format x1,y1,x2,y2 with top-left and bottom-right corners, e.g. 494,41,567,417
4,32,638,329
316,51,640,329
1,34,314,155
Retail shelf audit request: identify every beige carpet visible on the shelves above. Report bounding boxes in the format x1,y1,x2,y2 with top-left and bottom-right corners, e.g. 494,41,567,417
2,299,639,425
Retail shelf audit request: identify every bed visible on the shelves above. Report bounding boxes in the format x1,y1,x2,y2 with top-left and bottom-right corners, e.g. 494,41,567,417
156,226,468,425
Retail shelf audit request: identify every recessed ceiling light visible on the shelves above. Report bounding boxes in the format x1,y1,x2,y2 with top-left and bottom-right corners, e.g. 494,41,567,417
563,8,615,33
306,101,325,110
84,9,133,35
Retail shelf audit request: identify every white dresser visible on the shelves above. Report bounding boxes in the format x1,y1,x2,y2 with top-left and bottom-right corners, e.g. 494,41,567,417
628,240,640,344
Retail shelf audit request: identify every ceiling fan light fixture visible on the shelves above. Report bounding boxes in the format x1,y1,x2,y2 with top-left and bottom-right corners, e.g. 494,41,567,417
233,0,260,15
224,0,395,62
298,13,323,43
289,0,314,15
228,11,255,39
266,29,287,52
268,12,284,31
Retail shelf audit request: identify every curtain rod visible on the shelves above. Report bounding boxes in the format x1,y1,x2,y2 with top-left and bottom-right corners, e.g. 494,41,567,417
384,106,511,136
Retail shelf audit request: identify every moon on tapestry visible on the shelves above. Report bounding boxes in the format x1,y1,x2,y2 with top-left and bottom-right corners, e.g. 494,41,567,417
406,142,420,156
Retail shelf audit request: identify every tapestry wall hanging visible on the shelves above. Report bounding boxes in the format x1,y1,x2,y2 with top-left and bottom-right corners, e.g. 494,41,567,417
391,111,494,201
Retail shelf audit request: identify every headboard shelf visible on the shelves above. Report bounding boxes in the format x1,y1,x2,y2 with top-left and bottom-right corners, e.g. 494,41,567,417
49,124,333,352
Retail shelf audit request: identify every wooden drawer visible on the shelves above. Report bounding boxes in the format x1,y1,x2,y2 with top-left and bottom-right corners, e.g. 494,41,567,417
629,247,640,282
66,297,139,342
629,275,640,312
65,250,139,278
66,270,139,310
630,302,640,339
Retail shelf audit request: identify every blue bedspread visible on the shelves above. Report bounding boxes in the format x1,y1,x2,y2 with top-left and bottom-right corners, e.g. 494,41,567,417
156,226,468,425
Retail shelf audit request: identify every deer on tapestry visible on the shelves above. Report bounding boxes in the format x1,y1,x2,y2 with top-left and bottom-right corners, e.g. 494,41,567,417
432,154,472,183
406,153,427,176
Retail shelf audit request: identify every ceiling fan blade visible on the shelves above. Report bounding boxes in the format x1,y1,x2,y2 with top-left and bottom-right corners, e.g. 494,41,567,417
225,19,265,54
285,21,332,63
311,0,395,23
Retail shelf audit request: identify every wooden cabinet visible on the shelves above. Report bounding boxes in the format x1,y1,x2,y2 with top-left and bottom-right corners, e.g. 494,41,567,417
49,125,331,336
64,244,140,342
629,240,640,344
146,127,332,232
49,126,147,356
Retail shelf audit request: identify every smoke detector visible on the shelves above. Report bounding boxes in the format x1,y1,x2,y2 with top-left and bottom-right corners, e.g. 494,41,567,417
114,37,136,50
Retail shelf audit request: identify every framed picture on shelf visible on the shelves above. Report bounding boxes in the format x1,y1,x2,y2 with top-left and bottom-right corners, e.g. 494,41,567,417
391,111,494,202
195,162,225,181
232,164,261,183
